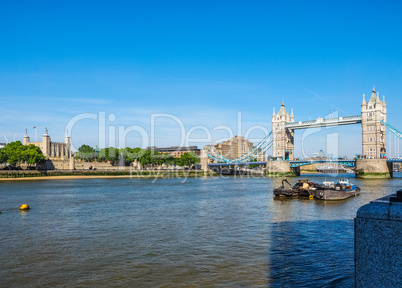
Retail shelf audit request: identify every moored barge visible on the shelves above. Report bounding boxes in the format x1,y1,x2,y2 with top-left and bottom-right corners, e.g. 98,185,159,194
274,178,360,200
312,178,360,200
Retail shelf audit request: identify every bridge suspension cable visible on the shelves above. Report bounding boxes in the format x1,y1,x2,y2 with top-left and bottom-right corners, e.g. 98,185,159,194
381,120,402,139
206,131,273,163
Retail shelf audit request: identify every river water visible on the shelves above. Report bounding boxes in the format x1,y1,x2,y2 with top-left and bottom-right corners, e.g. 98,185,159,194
1,174,401,287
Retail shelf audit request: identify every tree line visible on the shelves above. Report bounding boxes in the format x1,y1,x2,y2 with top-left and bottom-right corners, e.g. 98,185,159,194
0,141,46,168
0,142,200,169
76,145,200,166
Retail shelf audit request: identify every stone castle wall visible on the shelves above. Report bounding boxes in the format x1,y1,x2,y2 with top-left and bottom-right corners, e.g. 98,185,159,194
23,131,73,170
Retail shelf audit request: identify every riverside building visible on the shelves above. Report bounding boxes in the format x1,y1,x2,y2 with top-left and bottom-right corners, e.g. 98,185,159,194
207,136,265,162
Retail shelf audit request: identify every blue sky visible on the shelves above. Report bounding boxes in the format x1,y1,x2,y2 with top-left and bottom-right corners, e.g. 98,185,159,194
1,1,401,157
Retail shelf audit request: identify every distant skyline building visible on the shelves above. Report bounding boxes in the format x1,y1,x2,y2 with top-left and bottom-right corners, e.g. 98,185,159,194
206,136,265,162
313,149,325,158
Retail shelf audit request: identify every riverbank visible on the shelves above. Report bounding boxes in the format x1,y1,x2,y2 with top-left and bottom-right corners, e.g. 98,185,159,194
0,170,216,181
0,175,142,181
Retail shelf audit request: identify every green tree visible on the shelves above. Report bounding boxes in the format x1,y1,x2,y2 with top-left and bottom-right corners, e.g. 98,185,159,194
177,152,199,167
0,147,7,164
97,147,120,165
94,147,200,168
76,144,96,161
22,145,46,167
248,158,258,169
162,153,175,165
121,147,141,165
1,141,46,168
3,141,25,166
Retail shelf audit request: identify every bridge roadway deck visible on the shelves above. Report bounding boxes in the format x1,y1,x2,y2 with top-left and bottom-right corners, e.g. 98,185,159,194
208,161,267,167
208,158,400,167
387,158,402,163
290,159,356,167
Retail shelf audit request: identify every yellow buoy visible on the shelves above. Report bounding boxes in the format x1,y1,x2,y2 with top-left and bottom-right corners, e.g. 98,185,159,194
20,204,30,210
309,195,314,200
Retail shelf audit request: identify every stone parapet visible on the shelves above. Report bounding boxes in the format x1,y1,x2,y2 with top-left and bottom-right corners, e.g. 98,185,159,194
355,191,402,287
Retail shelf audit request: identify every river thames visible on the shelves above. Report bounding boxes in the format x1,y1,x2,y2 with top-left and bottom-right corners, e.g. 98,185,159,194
1,174,401,287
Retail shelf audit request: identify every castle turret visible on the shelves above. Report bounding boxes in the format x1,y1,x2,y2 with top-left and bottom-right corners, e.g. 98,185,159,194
65,130,71,158
23,129,30,145
43,128,51,157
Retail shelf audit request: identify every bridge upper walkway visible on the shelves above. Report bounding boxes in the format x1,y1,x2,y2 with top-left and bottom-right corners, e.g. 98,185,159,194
285,115,362,130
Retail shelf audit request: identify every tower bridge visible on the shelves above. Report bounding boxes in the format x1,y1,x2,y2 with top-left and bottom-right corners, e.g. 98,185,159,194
201,86,401,178
271,86,386,161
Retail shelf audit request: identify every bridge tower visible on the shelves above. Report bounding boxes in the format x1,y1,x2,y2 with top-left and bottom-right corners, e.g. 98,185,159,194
272,102,295,160
361,86,387,159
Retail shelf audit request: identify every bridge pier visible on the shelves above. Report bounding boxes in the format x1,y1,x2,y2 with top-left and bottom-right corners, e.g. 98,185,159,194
387,162,394,178
291,166,300,176
200,151,209,171
266,160,298,177
355,159,391,178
